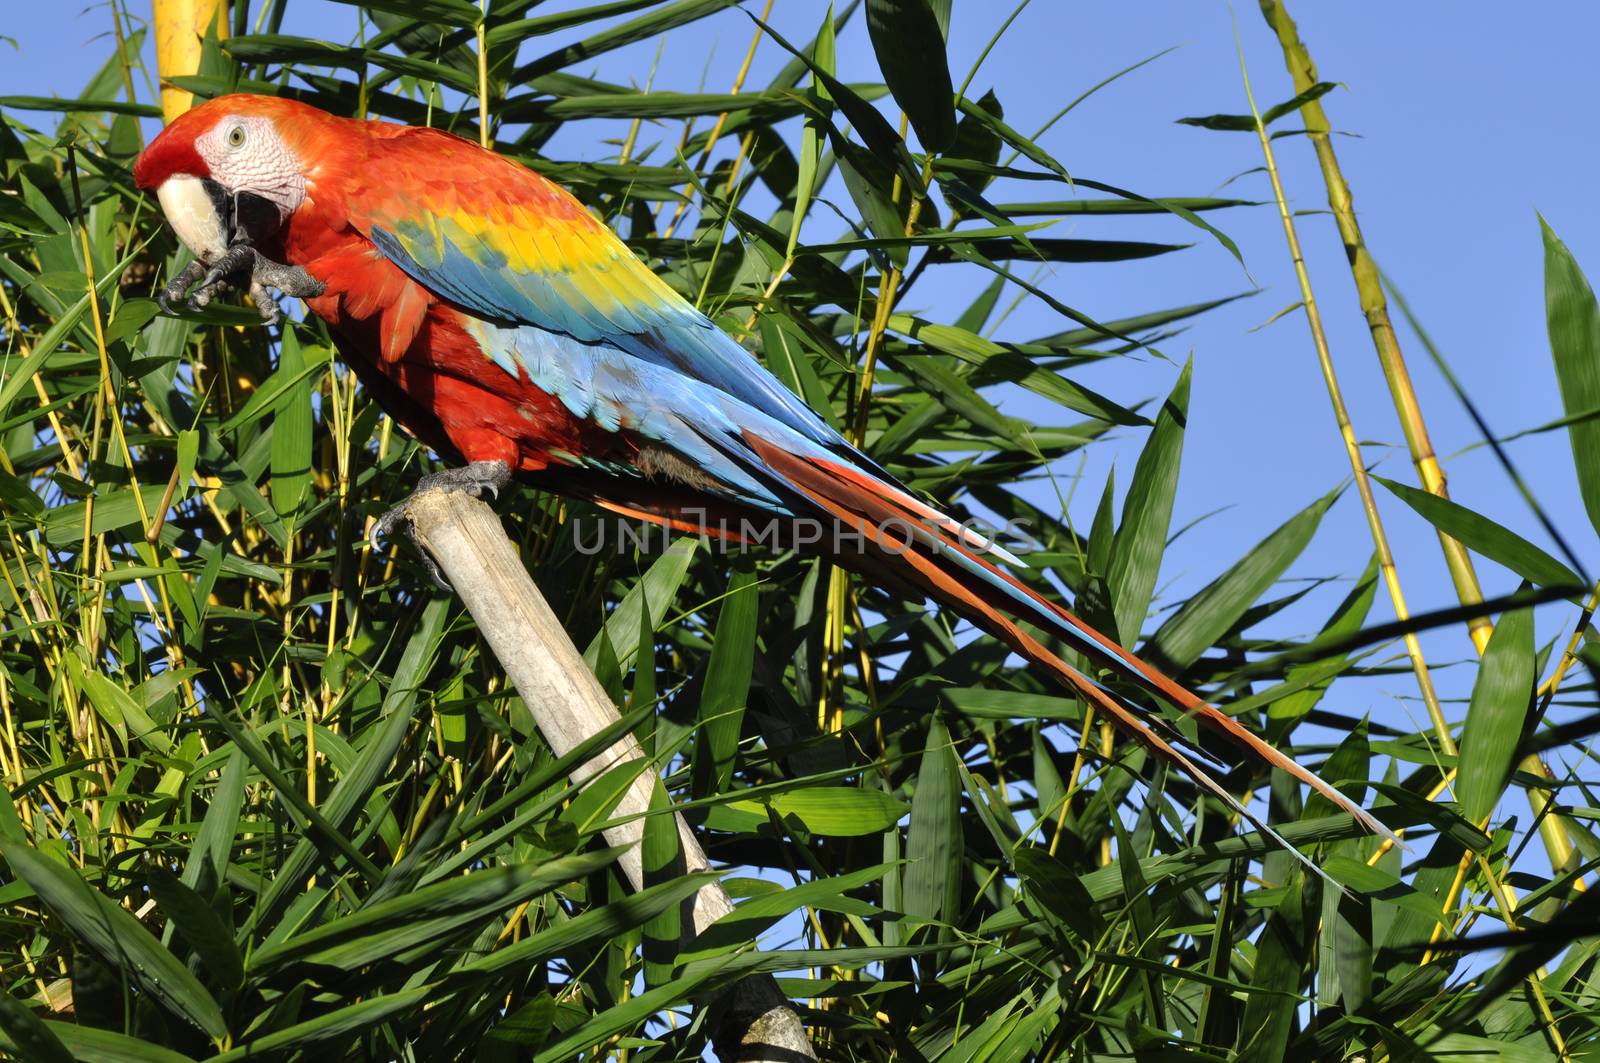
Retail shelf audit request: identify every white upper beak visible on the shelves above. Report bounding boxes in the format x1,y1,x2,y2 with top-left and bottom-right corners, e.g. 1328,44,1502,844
156,175,229,264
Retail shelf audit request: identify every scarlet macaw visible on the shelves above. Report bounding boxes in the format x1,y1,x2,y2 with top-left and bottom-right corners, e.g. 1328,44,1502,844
133,94,1392,851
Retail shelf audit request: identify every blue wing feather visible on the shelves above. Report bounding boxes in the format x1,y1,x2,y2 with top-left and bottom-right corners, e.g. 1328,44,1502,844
364,222,861,461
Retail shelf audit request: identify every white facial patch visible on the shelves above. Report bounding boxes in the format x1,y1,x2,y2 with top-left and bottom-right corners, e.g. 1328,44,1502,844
156,175,229,264
197,115,306,219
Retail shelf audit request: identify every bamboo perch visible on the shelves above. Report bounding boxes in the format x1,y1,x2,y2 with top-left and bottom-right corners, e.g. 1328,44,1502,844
403,488,815,1063
1256,0,1580,881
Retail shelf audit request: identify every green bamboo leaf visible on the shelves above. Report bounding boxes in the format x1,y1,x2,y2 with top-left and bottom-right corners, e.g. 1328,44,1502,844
1237,868,1305,1063
43,485,165,548
785,6,832,259
0,994,71,1063
0,840,227,1040
250,598,450,933
584,538,698,670
516,0,736,83
0,469,44,520
1177,81,1338,131
903,716,961,931
886,314,1149,426
699,564,759,793
1309,725,1376,1011
749,10,921,185
1365,783,1491,853
1540,216,1600,539
865,0,956,153
1013,847,1101,943
1456,594,1536,823
146,870,244,991
642,782,681,989
885,352,1032,448
681,863,891,964
223,35,478,94
703,788,908,836
1320,855,1443,926
771,789,909,836
529,963,729,1063
1374,475,1580,590
217,344,327,434
181,746,244,891
0,1021,198,1063
487,0,673,46
63,648,172,755
559,757,652,836
1109,360,1191,644
251,850,621,975
0,95,160,117
1147,487,1337,669
211,986,431,1060
452,874,714,982
0,244,137,423
836,140,910,269
996,196,1256,216
946,90,1003,194
483,996,557,1056
1267,554,1379,720
321,0,480,24
1030,293,1254,349
270,327,313,516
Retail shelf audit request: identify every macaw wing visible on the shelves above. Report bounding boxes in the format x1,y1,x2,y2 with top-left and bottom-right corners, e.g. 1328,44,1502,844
349,128,848,456
460,315,804,515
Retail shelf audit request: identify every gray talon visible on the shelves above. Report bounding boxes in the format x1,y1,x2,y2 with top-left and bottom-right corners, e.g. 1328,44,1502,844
249,280,283,325
159,260,207,313
369,460,512,591
157,244,322,322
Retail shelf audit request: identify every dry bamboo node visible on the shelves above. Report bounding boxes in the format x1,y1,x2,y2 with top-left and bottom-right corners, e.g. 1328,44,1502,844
403,487,816,1063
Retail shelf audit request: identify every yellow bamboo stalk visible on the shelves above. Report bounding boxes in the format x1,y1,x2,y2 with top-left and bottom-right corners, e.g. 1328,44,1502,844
1257,0,1580,881
154,0,228,122
476,0,491,149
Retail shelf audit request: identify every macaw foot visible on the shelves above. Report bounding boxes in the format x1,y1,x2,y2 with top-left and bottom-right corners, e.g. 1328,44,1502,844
158,244,324,325
369,460,513,590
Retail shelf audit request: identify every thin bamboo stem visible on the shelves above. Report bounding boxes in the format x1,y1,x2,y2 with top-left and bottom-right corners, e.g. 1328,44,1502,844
1257,0,1581,882
1238,51,1454,757
661,0,775,240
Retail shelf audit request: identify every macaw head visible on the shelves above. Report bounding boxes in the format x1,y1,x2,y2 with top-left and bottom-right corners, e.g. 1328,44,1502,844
134,94,319,265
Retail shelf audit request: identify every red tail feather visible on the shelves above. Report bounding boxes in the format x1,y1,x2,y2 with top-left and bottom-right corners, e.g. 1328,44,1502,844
743,438,1395,846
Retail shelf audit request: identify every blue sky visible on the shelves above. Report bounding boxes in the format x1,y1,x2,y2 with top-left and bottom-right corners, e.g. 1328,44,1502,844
5,2,1597,770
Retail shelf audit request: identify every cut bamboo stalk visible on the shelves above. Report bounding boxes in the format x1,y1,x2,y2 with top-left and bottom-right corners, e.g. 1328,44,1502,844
1256,0,1579,881
153,0,229,122
404,488,815,1063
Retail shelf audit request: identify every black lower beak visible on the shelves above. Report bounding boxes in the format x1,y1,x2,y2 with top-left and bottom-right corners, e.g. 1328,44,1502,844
231,191,282,247
198,179,281,249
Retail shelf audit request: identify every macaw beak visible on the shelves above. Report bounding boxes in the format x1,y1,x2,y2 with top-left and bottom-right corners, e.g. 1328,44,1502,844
154,175,285,264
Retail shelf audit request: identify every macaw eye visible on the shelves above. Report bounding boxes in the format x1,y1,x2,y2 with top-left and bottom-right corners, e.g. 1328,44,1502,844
226,125,247,148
